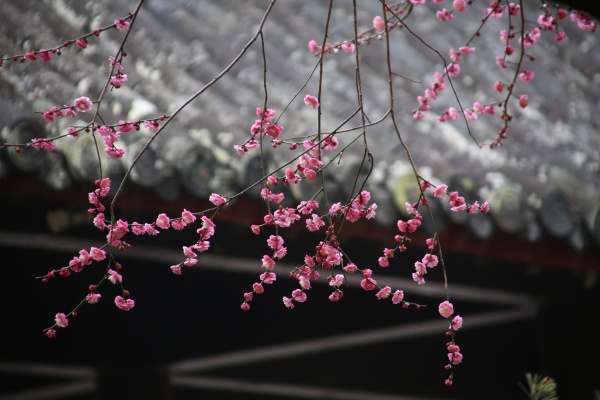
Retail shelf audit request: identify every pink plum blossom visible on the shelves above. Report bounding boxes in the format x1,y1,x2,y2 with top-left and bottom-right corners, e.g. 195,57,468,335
450,315,463,330
283,296,294,309
292,289,307,302
343,263,357,273
518,94,529,108
376,286,392,299
433,184,448,198
452,0,466,12
73,97,93,112
392,290,404,304
373,16,385,31
209,193,227,206
114,19,130,31
108,269,122,284
341,42,355,53
304,95,319,109
54,313,68,328
110,73,128,88
439,301,454,318
156,213,170,229
115,296,135,311
86,293,101,304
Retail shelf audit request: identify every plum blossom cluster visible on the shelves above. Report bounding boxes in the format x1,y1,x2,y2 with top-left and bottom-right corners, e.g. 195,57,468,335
21,96,93,152
0,14,133,66
438,300,464,386
42,96,93,122
42,245,107,282
45,179,211,336
234,107,284,155
43,178,141,338
169,215,216,276
109,55,129,89
306,4,412,56
387,1,596,148
241,190,422,312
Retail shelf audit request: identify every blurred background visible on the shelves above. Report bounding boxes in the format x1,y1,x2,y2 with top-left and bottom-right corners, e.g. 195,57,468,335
1,0,599,399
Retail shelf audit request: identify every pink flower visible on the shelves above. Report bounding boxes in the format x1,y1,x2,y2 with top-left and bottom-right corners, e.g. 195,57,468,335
306,214,325,232
422,254,438,268
436,9,454,22
450,315,463,330
90,247,106,261
459,46,475,55
108,269,122,284
240,302,251,311
360,278,377,291
376,286,392,299
38,49,52,62
373,16,385,31
304,95,319,109
343,263,357,273
170,265,181,275
292,289,307,302
329,290,343,302
307,40,318,54
283,296,294,309
494,81,504,93
114,19,130,31
329,274,345,287
76,38,88,49
261,255,275,270
267,235,284,250
426,238,437,250
448,351,463,365
480,201,490,214
252,282,264,294
54,313,68,328
439,301,454,318
433,184,448,198
171,219,186,230
518,94,529,108
86,293,101,304
73,97,93,112
46,329,56,338
413,273,425,285
273,246,287,259
105,147,125,159
341,42,355,53
392,290,404,304
110,74,128,88
260,271,277,284
453,0,466,12
181,209,196,224
183,246,197,258
495,56,507,68
156,213,170,229
298,200,319,215
519,70,535,82
414,261,427,275
209,193,227,206
115,296,135,311
93,214,106,230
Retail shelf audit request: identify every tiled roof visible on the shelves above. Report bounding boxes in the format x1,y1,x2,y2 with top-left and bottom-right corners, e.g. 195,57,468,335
1,0,599,251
